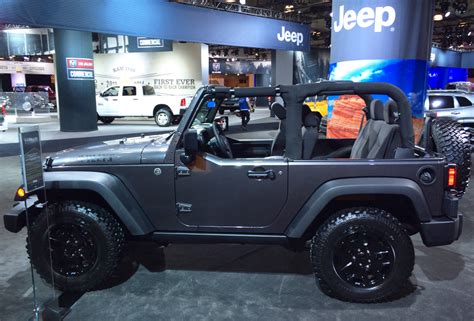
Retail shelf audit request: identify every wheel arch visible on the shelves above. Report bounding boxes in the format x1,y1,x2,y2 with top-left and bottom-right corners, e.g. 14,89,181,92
44,171,155,236
153,104,172,116
286,177,430,239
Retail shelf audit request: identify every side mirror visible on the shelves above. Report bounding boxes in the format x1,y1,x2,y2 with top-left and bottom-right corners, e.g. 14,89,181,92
180,129,198,164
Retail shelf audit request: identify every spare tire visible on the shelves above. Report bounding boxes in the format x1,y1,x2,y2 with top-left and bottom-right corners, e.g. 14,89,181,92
431,119,471,197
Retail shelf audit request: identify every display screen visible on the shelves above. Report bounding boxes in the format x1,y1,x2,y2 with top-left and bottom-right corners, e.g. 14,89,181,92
18,128,44,192
328,58,429,139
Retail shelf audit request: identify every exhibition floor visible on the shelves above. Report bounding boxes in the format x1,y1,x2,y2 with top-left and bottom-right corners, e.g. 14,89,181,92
0,157,473,320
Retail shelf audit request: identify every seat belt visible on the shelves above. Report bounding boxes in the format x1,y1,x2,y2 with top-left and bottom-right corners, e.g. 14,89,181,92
358,107,369,133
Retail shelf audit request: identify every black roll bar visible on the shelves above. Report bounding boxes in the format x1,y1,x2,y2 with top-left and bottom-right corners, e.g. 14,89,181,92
206,81,414,160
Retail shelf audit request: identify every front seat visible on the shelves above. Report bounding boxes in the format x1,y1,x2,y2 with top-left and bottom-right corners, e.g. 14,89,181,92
270,102,287,156
350,99,400,159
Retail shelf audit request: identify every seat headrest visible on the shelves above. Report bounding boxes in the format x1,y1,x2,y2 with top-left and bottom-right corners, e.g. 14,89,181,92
384,100,399,124
271,102,286,120
369,100,384,121
303,113,319,127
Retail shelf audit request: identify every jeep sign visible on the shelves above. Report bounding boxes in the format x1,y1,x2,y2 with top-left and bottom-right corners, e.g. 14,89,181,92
330,0,434,62
333,5,396,33
277,26,304,47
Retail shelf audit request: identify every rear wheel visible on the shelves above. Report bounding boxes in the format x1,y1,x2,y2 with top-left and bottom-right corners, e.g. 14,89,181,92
431,119,471,197
27,201,125,292
99,116,115,124
310,207,414,303
154,108,172,127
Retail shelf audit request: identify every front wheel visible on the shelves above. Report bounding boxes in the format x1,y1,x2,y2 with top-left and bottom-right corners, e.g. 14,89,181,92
154,108,172,127
310,207,414,303
27,201,125,292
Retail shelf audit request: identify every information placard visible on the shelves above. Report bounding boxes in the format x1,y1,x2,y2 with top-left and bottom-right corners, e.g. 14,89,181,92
18,126,44,193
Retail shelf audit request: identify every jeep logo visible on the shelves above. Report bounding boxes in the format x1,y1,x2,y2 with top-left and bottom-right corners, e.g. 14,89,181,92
277,26,304,46
333,5,396,33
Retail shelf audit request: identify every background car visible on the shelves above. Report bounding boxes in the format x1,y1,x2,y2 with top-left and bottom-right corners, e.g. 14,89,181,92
218,97,240,114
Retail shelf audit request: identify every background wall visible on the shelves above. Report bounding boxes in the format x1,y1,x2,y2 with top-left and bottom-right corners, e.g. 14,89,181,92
293,48,330,84
93,42,208,96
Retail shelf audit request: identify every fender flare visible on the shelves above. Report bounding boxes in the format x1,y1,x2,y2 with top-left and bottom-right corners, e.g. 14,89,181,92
44,171,154,235
286,177,431,238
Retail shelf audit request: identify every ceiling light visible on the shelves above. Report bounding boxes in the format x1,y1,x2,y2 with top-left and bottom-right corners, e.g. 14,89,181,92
445,11,451,17
434,14,443,21
469,31,472,36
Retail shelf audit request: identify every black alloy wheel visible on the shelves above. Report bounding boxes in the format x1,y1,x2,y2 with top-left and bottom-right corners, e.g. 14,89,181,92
48,223,98,277
311,207,414,303
332,230,395,289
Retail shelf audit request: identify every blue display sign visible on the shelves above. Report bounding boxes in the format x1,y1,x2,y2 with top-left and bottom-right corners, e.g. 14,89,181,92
66,57,94,80
0,0,310,51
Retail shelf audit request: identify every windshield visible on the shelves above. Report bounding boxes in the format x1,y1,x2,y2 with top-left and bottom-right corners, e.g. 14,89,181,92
191,96,220,127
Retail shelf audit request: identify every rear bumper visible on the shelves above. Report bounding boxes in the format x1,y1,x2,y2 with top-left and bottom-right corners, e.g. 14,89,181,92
419,196,463,246
3,197,39,233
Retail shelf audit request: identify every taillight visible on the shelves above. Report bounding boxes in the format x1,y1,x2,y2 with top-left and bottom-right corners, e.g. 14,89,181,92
180,98,186,107
447,165,457,188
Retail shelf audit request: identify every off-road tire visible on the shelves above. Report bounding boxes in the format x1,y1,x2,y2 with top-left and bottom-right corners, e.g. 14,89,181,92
154,108,172,127
431,119,471,197
310,207,414,303
27,201,125,292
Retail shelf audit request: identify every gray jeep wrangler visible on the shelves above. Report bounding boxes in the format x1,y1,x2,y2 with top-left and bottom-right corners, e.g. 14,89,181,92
4,81,471,302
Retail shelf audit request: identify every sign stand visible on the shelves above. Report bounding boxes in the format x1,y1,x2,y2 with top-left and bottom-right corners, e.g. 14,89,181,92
18,126,84,321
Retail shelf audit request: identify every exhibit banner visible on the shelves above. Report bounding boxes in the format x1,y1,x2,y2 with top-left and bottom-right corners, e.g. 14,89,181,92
18,126,44,193
0,60,54,75
94,43,204,96
0,0,310,51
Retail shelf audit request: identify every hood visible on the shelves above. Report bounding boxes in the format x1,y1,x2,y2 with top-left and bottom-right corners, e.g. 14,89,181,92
48,133,171,168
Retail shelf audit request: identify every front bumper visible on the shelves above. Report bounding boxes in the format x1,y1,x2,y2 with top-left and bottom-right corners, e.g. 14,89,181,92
3,196,39,233
419,196,463,247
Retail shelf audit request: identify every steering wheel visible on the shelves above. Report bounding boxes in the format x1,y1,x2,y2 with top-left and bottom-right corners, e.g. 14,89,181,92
212,121,233,158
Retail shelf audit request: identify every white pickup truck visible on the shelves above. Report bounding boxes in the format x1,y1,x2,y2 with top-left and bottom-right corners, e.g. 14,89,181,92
96,85,189,126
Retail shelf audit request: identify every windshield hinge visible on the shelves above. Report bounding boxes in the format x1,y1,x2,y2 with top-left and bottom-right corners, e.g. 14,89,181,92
176,166,190,177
